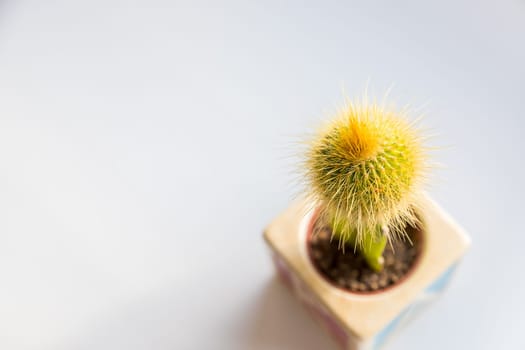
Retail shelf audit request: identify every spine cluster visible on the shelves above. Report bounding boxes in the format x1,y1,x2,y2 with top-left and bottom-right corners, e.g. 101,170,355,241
305,98,426,270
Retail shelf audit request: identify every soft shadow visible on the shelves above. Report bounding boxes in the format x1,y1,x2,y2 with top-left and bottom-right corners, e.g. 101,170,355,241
239,277,337,350
55,276,337,350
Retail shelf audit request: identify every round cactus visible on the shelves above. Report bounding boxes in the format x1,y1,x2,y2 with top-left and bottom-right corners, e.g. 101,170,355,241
305,98,426,271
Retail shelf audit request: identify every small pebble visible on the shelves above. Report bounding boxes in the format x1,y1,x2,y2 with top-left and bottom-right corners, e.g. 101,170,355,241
391,274,399,283
385,254,395,265
318,230,330,241
312,250,322,260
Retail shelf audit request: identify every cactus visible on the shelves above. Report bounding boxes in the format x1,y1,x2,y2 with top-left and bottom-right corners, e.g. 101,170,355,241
305,97,426,271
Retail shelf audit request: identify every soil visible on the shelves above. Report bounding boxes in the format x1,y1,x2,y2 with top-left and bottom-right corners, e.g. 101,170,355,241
308,218,422,293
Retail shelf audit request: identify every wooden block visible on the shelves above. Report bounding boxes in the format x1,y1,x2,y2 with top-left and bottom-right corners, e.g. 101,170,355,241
263,193,470,350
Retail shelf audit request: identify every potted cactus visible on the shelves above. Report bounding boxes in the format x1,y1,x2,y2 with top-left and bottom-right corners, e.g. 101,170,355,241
264,97,470,349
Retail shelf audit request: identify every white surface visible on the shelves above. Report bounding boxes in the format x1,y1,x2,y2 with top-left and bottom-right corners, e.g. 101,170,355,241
0,1,523,349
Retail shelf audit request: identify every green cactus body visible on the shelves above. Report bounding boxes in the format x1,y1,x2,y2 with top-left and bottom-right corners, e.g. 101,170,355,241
305,99,425,271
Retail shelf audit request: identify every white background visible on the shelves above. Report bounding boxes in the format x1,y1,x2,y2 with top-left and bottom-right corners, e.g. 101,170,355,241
0,1,524,349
